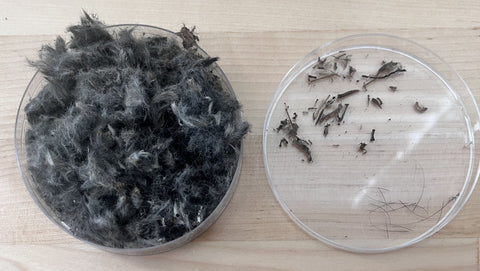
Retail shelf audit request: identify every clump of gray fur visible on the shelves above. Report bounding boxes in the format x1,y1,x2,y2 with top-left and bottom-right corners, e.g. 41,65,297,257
24,14,249,248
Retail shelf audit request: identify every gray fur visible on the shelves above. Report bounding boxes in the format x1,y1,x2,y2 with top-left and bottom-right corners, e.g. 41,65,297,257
24,13,249,248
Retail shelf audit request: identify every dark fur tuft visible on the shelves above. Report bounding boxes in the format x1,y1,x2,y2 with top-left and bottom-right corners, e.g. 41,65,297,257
25,14,249,249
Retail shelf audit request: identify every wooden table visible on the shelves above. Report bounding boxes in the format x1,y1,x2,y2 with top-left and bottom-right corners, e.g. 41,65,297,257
1,1,480,270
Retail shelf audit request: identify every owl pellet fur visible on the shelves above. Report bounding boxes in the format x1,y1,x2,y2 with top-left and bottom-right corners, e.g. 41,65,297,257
25,14,249,248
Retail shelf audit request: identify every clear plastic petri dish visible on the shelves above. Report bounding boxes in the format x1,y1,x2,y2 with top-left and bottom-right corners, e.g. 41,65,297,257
15,24,243,255
263,34,480,253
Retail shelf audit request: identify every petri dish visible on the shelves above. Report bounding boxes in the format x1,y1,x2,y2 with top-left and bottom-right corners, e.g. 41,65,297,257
15,24,243,255
263,34,480,253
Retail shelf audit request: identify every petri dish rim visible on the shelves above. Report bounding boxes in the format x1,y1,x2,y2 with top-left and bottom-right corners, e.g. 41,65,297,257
14,24,243,255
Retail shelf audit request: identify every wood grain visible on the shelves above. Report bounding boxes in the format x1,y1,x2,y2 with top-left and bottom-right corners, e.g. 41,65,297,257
1,1,480,270
0,239,478,271
1,0,480,35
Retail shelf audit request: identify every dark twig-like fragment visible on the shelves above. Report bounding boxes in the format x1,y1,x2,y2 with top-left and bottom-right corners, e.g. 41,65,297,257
371,98,383,109
307,53,354,83
370,129,376,142
414,101,428,113
359,142,368,154
308,70,339,83
362,68,406,80
313,95,333,123
326,96,337,106
333,51,346,59
362,61,406,79
323,123,330,137
279,138,288,147
292,137,313,162
362,61,406,89
337,103,349,123
277,103,313,162
389,86,397,91
177,25,199,49
317,103,342,125
284,106,299,138
334,53,352,70
337,89,360,99
347,66,356,79
275,119,288,132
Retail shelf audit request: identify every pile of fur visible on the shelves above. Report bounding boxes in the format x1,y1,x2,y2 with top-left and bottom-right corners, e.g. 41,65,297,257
24,14,249,248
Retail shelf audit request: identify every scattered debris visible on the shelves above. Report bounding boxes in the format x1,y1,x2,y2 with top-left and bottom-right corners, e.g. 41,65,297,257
414,101,428,113
323,124,330,137
371,97,383,109
337,89,360,99
307,52,354,83
347,66,357,79
359,142,368,154
370,129,376,142
177,25,199,49
275,119,288,132
337,103,349,123
362,61,406,89
276,104,313,162
292,137,313,162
